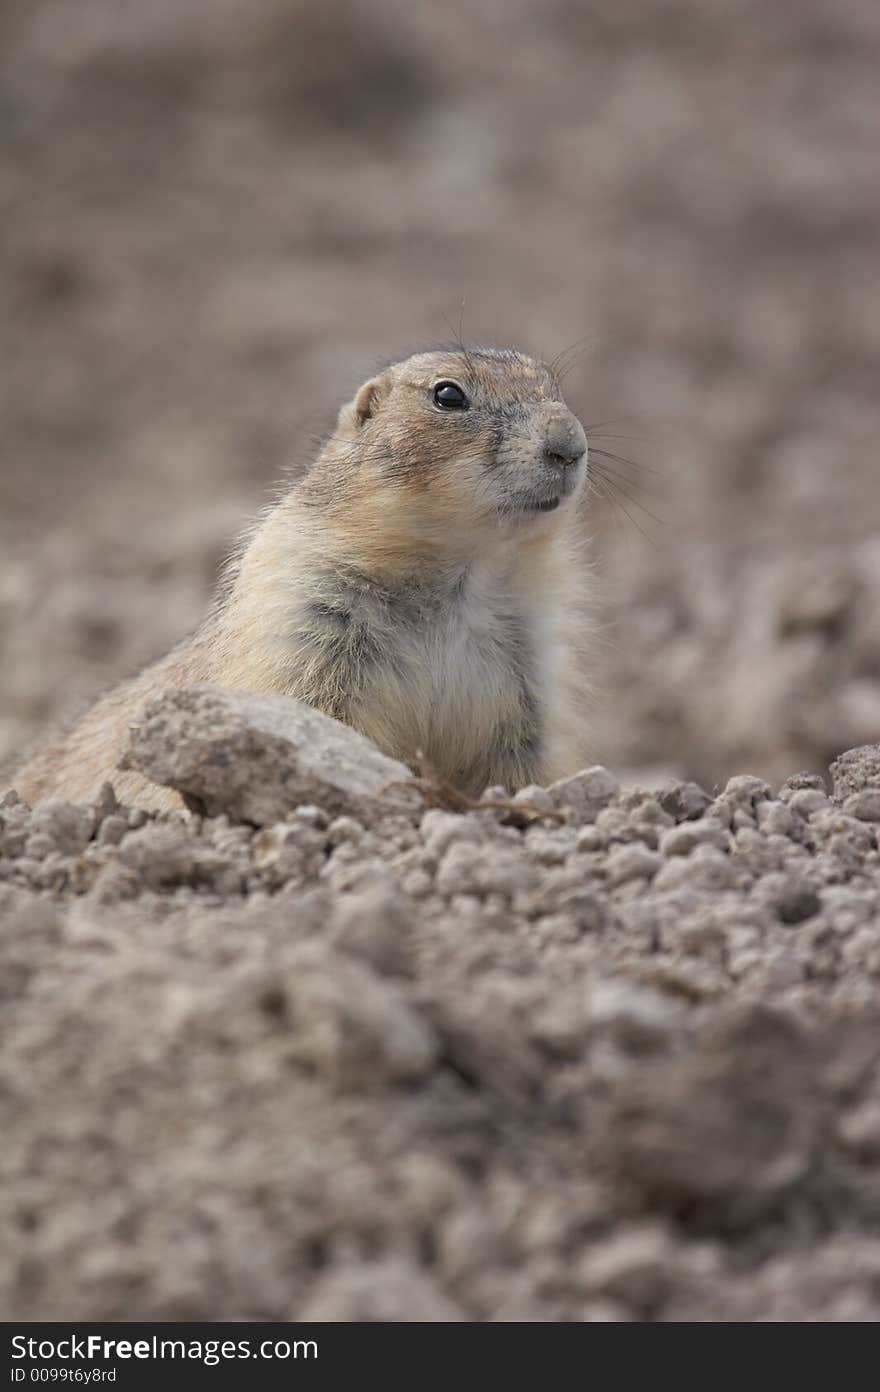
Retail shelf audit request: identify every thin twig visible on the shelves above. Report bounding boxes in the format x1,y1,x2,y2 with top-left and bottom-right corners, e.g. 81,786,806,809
382,751,565,826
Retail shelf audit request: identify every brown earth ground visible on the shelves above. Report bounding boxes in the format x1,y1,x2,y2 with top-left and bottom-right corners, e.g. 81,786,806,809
2,0,879,790
2,0,880,1323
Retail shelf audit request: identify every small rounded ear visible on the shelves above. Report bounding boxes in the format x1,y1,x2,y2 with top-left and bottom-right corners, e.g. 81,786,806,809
337,374,390,431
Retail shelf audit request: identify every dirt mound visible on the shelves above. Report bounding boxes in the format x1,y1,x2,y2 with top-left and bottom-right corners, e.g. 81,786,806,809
3,695,880,1321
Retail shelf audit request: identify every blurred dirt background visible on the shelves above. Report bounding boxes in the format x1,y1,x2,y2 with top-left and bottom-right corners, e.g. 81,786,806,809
3,0,880,1329
2,0,878,790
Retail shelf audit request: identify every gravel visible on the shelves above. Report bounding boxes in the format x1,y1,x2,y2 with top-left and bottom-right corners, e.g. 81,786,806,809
3,694,880,1321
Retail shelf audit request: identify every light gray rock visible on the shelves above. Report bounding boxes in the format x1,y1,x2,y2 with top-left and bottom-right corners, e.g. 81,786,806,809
547,766,620,823
660,819,730,857
605,844,662,886
26,799,94,856
830,745,880,801
117,824,198,890
787,788,830,818
843,790,880,823
658,780,712,823
121,684,413,825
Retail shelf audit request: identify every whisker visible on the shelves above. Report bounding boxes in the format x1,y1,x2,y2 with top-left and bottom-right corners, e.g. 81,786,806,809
589,460,659,498
590,445,659,480
549,336,597,389
588,453,647,479
441,305,476,378
589,448,659,490
590,473,660,514
555,352,593,387
550,335,591,373
587,472,662,544
583,413,647,432
588,430,652,445
590,470,665,525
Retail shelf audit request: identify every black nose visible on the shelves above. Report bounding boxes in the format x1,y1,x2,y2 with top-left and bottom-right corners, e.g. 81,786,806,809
543,410,587,470
544,446,583,470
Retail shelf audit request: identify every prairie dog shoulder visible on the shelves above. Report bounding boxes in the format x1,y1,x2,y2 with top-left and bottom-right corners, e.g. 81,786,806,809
12,346,593,808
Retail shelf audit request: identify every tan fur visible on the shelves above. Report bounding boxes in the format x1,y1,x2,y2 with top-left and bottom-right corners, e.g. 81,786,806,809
11,347,594,810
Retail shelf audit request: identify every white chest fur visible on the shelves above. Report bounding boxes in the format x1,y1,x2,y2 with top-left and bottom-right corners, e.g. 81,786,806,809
351,557,549,789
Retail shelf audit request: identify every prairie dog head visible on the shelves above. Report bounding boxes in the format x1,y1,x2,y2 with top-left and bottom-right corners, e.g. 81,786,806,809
310,347,588,562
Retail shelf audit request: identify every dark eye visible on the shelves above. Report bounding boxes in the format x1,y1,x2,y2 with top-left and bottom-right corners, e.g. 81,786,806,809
432,380,470,411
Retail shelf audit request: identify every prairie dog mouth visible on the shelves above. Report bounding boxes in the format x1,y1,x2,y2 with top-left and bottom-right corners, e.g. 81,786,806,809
503,484,576,524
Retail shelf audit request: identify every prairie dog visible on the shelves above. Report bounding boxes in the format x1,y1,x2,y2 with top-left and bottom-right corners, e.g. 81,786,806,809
12,347,593,810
